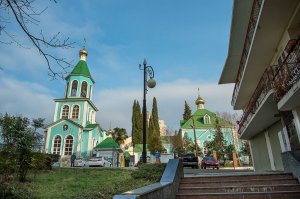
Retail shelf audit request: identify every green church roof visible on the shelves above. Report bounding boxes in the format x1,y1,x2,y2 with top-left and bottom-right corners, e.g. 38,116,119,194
66,60,95,83
180,109,233,129
94,137,121,150
85,123,100,129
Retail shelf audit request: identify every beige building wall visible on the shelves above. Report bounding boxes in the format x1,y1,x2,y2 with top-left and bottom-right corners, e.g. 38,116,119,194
267,121,284,171
250,132,271,171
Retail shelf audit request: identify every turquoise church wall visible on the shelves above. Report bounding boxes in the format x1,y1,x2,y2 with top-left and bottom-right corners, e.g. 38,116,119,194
47,121,79,155
56,101,85,122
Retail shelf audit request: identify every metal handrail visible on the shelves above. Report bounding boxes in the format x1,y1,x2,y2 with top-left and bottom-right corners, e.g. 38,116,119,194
232,0,263,106
237,38,300,134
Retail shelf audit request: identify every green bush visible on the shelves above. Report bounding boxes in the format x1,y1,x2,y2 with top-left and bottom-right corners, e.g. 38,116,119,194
131,163,166,182
0,183,37,199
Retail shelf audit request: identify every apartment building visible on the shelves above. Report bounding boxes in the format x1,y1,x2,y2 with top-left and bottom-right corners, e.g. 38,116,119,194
219,0,300,175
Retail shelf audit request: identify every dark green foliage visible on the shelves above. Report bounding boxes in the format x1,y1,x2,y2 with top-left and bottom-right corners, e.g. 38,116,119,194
0,113,44,182
132,100,143,144
148,97,164,154
182,133,202,156
224,144,235,160
170,132,184,156
131,163,166,182
30,152,60,177
0,183,37,199
111,127,129,145
183,101,192,121
206,119,227,159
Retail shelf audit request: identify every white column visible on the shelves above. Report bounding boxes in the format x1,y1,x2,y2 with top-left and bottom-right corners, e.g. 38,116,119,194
77,129,82,157
264,131,275,170
45,128,51,153
87,130,92,157
53,103,58,122
249,141,255,171
292,109,300,144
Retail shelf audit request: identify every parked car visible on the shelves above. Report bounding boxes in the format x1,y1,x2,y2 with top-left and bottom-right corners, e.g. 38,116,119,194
201,156,219,169
51,162,61,168
180,153,199,169
74,158,86,167
85,157,105,167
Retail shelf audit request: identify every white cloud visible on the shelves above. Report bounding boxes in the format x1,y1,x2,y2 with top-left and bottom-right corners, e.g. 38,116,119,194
0,77,54,124
94,79,238,133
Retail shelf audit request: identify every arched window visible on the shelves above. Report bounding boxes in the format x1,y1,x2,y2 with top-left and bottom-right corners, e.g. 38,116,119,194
64,135,73,155
72,105,80,119
81,81,88,97
53,135,62,155
204,115,210,124
71,80,78,97
62,105,69,119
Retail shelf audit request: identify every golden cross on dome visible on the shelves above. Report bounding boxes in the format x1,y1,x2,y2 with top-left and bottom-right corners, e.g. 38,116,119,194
83,37,87,49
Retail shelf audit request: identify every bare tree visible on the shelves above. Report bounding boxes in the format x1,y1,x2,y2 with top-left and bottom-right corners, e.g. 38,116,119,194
0,0,74,78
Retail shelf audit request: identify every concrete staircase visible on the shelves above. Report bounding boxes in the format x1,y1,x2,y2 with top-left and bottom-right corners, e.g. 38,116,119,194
176,172,300,199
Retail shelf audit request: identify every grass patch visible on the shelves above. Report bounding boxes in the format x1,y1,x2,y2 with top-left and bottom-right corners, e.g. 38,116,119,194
8,168,156,199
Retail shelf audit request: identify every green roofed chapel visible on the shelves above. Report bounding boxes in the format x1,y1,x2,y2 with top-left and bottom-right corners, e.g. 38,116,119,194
44,47,104,163
179,93,238,156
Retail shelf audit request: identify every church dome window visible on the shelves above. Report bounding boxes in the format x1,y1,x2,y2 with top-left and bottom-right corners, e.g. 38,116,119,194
53,135,62,155
81,81,88,98
62,105,70,119
64,135,74,155
72,105,80,119
204,114,211,124
71,80,78,97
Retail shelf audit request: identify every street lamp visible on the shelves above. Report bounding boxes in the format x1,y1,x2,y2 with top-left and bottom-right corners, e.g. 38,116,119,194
139,59,156,163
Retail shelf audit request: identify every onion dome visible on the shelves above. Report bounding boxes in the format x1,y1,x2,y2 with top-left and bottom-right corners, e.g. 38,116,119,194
79,48,88,60
195,96,205,105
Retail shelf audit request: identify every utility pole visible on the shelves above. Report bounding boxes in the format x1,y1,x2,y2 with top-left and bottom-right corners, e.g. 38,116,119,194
191,117,199,157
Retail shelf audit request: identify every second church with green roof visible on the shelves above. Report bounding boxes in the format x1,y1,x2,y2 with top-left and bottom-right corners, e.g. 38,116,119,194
44,47,104,163
179,93,238,156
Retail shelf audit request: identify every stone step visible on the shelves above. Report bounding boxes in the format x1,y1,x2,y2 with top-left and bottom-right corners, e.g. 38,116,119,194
182,173,294,182
178,184,300,193
176,191,300,199
179,178,299,187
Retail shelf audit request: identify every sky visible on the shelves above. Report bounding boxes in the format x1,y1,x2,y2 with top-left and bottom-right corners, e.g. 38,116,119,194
0,0,238,133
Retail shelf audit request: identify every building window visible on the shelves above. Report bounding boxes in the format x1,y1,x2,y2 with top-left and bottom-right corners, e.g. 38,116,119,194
64,135,73,155
72,105,79,119
62,105,69,119
204,115,210,124
53,135,62,155
81,81,88,97
71,80,78,97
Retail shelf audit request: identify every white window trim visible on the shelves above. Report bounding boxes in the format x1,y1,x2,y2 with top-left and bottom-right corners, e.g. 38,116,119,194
70,104,81,119
51,134,62,155
60,104,70,119
80,80,88,98
63,134,74,156
70,80,79,97
204,114,211,124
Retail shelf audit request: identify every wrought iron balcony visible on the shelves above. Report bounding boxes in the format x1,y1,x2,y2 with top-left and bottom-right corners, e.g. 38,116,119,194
231,0,263,106
238,38,300,135
273,38,300,102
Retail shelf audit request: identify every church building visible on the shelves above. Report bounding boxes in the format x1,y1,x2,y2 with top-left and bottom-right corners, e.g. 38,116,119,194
44,47,104,160
179,93,238,156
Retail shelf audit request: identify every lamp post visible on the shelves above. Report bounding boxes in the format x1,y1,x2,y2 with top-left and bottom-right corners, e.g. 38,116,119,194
139,59,156,163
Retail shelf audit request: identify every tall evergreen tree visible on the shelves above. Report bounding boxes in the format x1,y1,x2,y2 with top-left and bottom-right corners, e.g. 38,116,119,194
136,101,143,144
183,101,192,121
131,100,137,144
148,97,164,154
151,97,160,133
206,119,227,159
132,100,142,144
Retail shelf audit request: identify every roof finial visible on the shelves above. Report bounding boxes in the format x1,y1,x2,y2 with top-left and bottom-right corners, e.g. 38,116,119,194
198,88,200,97
83,37,87,49
79,37,88,61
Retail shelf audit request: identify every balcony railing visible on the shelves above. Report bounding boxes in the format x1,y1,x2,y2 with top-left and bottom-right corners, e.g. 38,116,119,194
273,38,300,102
238,38,300,134
232,0,263,106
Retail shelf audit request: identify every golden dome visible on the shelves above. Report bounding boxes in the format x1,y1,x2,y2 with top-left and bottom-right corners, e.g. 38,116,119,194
79,48,88,57
195,96,205,105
